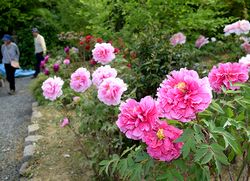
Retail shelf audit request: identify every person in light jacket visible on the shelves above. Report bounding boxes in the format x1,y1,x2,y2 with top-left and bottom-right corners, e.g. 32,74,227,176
1,34,20,95
32,28,46,78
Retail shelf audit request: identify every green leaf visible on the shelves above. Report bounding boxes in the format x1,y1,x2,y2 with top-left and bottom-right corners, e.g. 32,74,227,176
202,166,210,181
209,101,224,114
201,150,213,164
215,160,222,174
212,127,242,155
194,147,209,162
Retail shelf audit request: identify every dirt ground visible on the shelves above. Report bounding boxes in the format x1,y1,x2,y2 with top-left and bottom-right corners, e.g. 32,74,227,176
23,106,94,181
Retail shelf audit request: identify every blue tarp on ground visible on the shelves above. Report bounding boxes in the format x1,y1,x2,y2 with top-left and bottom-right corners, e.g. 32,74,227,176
0,64,35,77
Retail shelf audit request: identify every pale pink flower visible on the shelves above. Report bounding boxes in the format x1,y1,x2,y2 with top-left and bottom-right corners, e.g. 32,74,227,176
157,68,212,122
97,77,127,106
73,96,81,103
239,54,250,68
195,35,209,49
116,96,159,140
92,43,115,64
63,59,70,65
42,76,64,101
241,42,250,54
60,117,70,127
224,20,250,36
170,32,186,46
208,62,249,93
70,68,92,92
144,121,183,162
92,65,117,87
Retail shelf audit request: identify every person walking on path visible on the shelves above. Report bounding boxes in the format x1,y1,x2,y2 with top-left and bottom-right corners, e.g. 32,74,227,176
1,34,20,95
32,28,46,78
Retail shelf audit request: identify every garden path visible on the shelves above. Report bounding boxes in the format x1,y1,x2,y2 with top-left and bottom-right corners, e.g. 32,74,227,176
0,77,33,180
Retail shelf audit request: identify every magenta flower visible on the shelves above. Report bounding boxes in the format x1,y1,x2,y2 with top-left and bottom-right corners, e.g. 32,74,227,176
92,43,115,65
63,59,70,65
239,54,250,68
70,68,92,93
44,55,50,63
60,117,70,128
144,121,183,162
97,77,127,106
53,63,60,72
42,76,64,101
195,35,209,49
40,60,46,69
224,20,250,36
44,68,50,76
64,46,70,53
170,32,186,46
92,65,117,87
116,96,159,140
208,62,249,93
157,68,212,122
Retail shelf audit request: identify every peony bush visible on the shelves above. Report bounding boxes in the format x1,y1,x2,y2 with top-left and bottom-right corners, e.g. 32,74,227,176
34,22,250,180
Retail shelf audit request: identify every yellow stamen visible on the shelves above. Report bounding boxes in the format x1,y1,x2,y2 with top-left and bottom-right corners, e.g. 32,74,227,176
156,129,165,140
175,82,186,93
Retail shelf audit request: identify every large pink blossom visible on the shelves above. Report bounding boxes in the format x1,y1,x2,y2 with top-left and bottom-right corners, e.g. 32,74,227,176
92,65,117,87
157,68,212,122
208,62,249,93
42,76,64,101
224,20,250,36
70,68,92,92
92,43,116,65
116,96,159,140
195,35,209,49
98,77,127,106
170,32,186,46
144,121,183,162
239,54,250,68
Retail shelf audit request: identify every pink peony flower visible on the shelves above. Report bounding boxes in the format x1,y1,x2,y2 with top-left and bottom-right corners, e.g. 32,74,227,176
239,54,250,68
42,76,64,101
116,96,159,140
60,117,70,127
92,43,116,65
92,65,118,87
144,121,183,162
157,68,212,122
195,35,209,49
53,63,60,72
97,77,127,106
224,20,250,36
241,42,250,54
208,62,249,93
70,68,92,93
170,32,186,46
63,59,70,65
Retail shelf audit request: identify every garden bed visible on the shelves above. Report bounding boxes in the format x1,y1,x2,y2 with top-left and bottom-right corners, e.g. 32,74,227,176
23,106,94,180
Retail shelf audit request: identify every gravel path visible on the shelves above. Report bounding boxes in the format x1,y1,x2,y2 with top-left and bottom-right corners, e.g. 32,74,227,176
0,77,33,180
